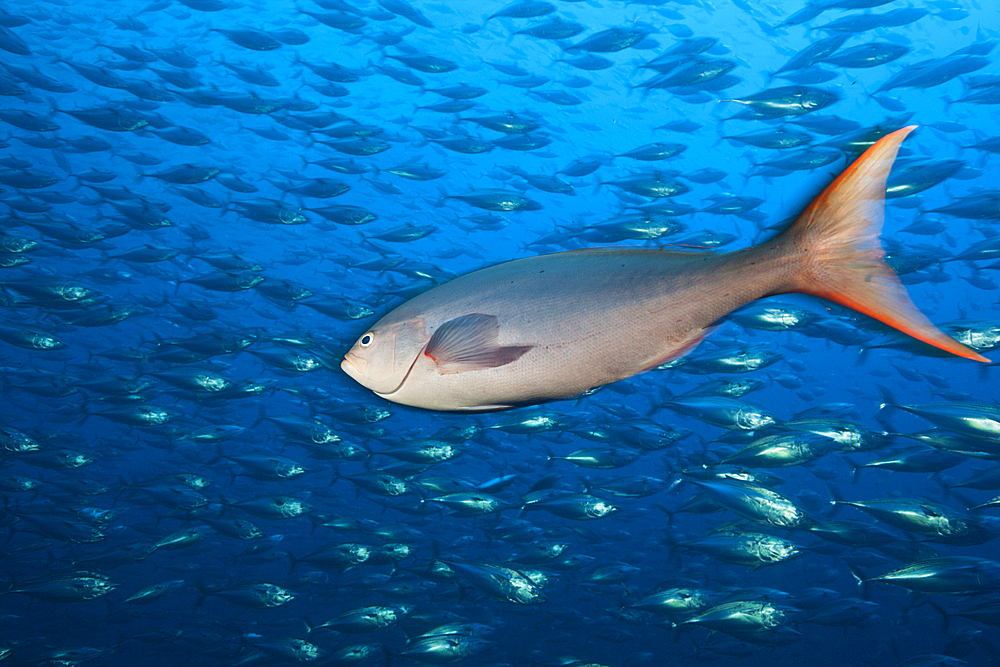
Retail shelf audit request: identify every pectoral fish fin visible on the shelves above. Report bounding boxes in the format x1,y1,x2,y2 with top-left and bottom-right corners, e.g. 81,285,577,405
423,313,533,373
778,125,989,363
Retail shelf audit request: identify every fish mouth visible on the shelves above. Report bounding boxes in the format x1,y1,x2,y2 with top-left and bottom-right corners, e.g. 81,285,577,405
341,353,366,376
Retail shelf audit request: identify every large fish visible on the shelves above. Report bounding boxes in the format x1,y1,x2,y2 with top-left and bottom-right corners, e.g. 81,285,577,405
341,126,988,412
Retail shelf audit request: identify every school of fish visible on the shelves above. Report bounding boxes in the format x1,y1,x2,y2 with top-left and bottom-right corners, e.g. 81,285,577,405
0,1,998,666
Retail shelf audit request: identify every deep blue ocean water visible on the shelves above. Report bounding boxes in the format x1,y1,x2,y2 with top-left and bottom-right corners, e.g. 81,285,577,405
1,0,999,665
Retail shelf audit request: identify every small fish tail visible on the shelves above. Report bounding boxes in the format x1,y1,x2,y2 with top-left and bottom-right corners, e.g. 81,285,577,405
847,564,872,599
847,458,862,484
773,125,988,363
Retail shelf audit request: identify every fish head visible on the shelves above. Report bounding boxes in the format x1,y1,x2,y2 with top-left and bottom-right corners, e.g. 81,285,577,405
341,315,428,396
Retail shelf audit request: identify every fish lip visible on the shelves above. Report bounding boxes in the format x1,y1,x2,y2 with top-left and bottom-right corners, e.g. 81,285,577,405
341,353,365,376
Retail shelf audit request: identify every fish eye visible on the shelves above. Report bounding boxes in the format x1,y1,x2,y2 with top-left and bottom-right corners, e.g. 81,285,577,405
359,332,374,347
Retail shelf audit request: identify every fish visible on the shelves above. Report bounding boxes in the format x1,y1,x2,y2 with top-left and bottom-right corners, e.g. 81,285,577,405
515,18,584,40
401,634,490,662
857,557,1000,595
819,42,909,69
342,127,987,412
565,26,652,53
677,531,803,568
308,604,410,633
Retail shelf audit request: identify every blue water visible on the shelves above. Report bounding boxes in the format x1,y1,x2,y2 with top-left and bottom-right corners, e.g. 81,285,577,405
1,1,999,665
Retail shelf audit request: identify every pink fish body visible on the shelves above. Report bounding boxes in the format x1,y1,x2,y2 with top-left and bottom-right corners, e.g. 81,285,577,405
342,127,988,412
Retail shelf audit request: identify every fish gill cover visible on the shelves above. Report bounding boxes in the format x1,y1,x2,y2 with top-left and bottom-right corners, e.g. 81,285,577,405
0,0,998,666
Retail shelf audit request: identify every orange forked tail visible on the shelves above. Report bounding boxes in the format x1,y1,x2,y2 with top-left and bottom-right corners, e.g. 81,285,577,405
773,125,989,363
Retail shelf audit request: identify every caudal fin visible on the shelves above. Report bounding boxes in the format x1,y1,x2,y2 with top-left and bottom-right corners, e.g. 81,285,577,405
776,125,989,363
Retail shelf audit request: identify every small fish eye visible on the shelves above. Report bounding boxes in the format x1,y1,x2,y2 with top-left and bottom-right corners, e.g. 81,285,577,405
359,333,374,347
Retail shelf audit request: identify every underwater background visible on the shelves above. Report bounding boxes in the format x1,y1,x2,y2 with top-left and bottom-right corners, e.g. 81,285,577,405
1,0,999,665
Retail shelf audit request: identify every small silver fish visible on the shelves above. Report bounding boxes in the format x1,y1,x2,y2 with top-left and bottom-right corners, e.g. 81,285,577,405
342,127,987,412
